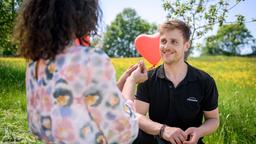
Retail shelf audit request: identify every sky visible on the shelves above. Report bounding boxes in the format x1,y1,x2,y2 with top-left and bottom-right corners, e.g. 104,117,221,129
99,0,256,55
100,0,255,36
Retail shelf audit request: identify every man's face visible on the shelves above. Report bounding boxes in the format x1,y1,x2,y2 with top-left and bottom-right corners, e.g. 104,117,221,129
160,29,190,65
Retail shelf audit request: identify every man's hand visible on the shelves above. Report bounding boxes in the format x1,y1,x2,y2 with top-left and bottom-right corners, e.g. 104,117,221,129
162,126,187,144
183,127,201,144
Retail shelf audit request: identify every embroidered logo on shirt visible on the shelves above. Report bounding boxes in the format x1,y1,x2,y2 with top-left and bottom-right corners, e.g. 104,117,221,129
187,97,198,102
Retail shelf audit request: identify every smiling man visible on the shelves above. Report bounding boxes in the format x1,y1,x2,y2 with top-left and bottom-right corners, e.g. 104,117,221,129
133,20,219,144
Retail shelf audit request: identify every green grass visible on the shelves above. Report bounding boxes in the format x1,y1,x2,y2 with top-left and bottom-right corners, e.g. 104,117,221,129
0,58,40,143
0,56,255,143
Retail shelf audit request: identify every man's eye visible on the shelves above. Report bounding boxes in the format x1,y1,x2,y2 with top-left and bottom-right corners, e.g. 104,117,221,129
172,40,178,44
161,39,167,44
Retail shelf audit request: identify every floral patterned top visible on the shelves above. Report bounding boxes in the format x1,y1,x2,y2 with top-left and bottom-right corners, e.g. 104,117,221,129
26,45,138,144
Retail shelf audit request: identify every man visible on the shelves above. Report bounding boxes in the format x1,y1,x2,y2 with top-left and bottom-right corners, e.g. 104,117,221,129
133,20,219,144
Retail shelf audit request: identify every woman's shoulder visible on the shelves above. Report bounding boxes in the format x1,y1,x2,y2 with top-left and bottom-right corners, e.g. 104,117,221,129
56,45,109,64
65,45,108,58
89,47,109,59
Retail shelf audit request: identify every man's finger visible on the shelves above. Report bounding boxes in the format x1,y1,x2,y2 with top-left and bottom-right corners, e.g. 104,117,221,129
174,137,182,144
185,128,193,135
169,138,176,144
178,133,186,142
189,134,197,143
180,131,187,140
183,141,192,144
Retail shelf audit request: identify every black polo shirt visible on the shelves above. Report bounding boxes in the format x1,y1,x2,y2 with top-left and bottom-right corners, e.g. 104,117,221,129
134,63,218,144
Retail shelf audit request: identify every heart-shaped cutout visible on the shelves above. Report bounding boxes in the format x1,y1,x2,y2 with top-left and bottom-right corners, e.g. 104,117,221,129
135,33,161,66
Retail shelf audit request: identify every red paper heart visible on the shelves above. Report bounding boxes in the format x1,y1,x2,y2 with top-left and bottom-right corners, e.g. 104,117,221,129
135,33,161,66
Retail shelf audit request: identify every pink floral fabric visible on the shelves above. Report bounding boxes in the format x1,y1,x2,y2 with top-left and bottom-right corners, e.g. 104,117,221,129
26,45,138,144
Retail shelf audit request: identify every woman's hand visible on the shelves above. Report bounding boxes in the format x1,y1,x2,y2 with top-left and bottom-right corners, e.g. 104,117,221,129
121,61,148,101
117,64,138,91
129,60,148,84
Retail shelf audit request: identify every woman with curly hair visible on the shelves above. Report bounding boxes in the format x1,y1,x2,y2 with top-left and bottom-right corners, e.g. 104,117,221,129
14,0,147,143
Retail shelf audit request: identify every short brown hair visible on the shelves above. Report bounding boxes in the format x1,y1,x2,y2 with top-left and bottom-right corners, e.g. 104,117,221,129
14,0,102,61
159,19,191,42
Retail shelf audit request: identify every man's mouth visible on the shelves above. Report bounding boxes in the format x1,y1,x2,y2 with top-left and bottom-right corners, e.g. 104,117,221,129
162,50,175,55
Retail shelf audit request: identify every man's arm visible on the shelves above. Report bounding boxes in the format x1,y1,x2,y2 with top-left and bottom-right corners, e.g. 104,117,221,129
184,108,219,144
135,100,187,144
200,108,220,136
135,100,162,135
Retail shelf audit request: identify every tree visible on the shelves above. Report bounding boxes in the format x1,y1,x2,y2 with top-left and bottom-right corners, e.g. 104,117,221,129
204,23,256,56
0,0,22,56
102,8,157,57
162,0,254,57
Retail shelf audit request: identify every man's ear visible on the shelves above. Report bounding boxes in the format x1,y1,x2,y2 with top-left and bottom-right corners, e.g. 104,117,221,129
184,41,190,52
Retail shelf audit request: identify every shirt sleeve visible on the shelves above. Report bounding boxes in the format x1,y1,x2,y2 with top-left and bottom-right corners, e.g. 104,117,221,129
202,76,218,111
85,49,138,143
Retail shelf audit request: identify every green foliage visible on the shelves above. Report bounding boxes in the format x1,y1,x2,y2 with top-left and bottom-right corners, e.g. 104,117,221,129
102,8,157,57
1,56,256,143
204,23,256,55
0,0,22,56
162,0,249,56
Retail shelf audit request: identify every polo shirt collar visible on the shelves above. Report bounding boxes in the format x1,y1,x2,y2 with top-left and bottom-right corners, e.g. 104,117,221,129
186,62,198,82
156,62,197,82
156,64,165,79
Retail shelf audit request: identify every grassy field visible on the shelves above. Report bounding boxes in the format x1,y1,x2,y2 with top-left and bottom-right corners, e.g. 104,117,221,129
0,56,255,143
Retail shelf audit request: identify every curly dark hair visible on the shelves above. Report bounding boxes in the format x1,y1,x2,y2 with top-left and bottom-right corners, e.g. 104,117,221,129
14,0,102,61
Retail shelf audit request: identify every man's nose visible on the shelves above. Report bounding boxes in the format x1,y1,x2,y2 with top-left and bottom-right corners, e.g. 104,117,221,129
160,43,169,50
160,44,164,49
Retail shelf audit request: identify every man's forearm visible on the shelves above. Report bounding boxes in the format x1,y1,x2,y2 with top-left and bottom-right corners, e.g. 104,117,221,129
197,118,219,137
136,113,163,135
